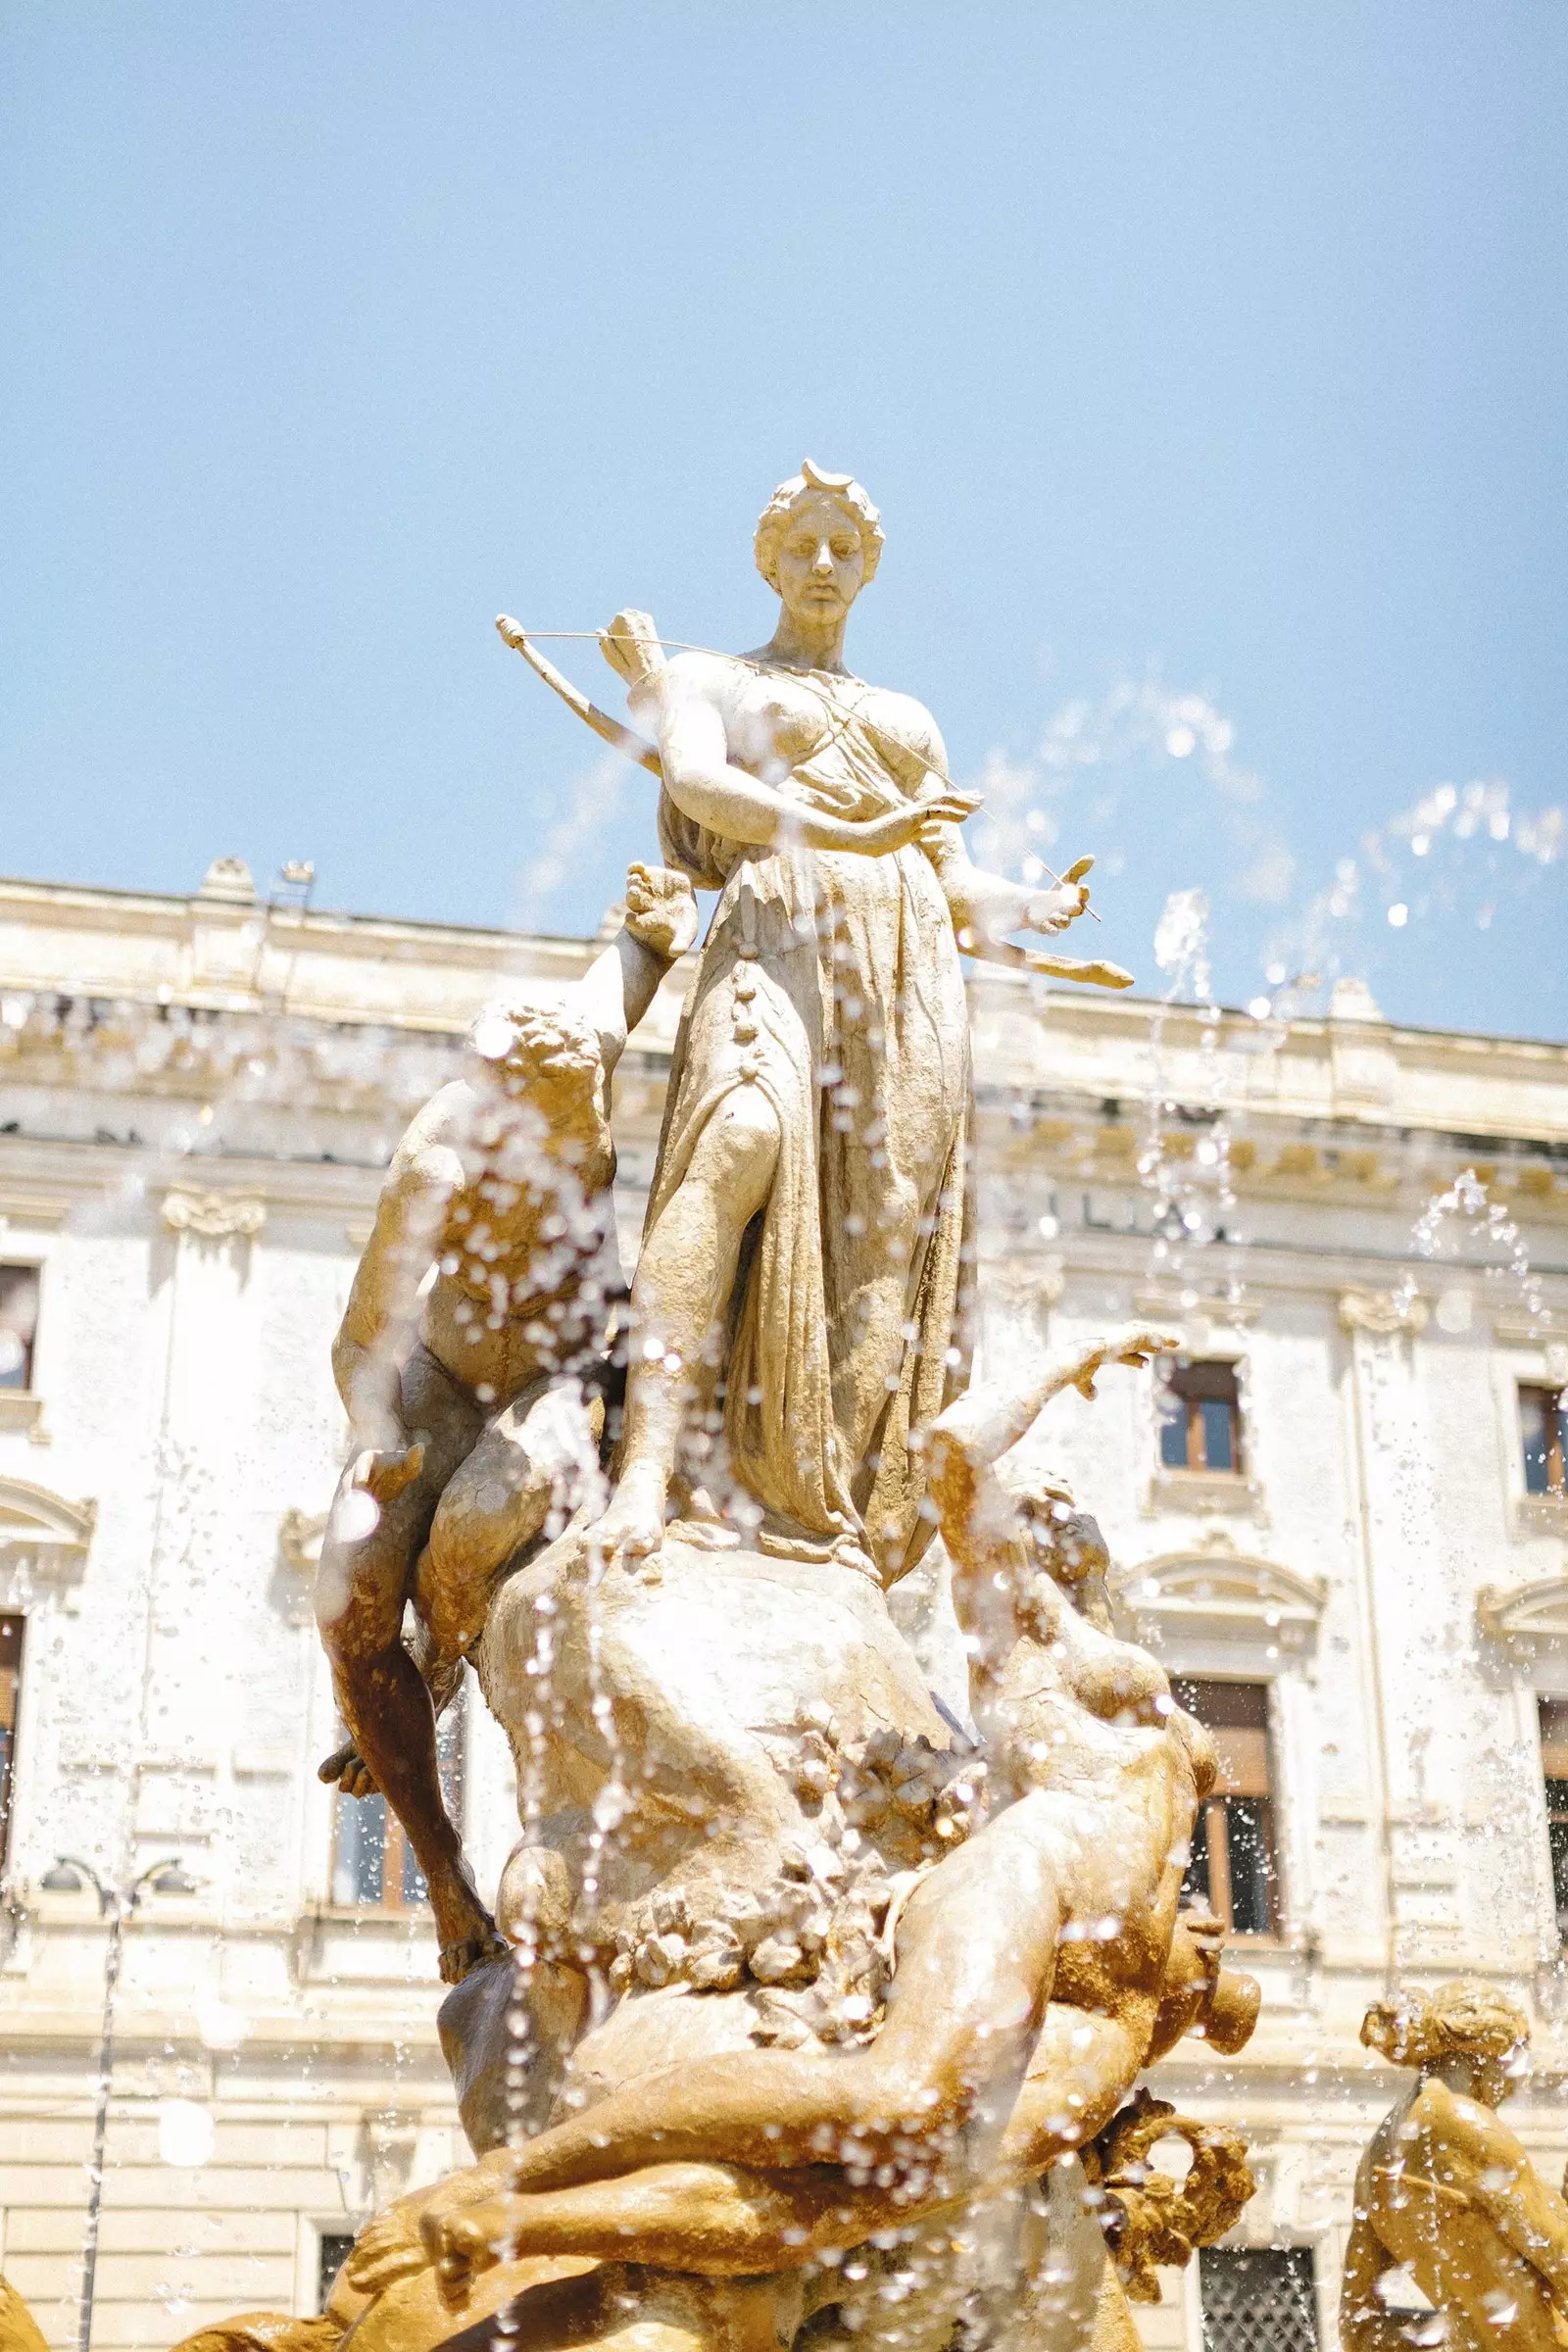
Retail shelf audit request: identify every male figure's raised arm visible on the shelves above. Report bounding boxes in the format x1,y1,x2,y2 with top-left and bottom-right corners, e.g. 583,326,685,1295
576,863,700,1081
333,1090,466,1500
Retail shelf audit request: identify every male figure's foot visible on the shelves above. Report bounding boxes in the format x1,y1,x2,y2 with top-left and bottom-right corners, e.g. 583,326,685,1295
318,1740,379,1798
587,1462,668,1568
431,1864,508,1984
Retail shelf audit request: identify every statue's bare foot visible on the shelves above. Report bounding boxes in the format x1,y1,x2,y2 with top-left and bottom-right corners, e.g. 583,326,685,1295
587,1466,667,1569
318,1740,378,1799
430,1869,508,1985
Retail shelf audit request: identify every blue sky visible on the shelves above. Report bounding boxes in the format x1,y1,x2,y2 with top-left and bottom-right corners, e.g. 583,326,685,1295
2,5,1564,1038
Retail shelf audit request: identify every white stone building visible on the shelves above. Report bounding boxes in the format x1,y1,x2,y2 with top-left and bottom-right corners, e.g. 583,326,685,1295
0,858,1564,2352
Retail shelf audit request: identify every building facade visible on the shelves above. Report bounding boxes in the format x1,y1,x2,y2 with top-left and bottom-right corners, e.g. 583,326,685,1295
0,859,1565,2351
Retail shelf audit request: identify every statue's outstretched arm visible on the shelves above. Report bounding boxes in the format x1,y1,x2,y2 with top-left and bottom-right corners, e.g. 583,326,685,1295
929,1329,1176,1576
889,711,1091,946
576,863,700,1079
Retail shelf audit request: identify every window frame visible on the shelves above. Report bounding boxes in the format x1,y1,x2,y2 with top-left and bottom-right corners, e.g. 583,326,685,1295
1172,1674,1282,1941
1521,1383,1568,1500
1156,1355,1246,1478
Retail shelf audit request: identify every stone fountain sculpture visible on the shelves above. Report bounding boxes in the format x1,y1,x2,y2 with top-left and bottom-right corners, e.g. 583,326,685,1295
169,465,1259,2352
1342,1982,1568,2352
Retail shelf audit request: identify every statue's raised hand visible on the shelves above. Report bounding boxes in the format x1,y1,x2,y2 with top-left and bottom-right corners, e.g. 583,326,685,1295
348,1437,426,1504
951,854,1094,951
623,861,699,958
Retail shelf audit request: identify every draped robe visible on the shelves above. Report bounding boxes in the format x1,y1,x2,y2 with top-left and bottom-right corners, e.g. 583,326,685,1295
649,662,974,1586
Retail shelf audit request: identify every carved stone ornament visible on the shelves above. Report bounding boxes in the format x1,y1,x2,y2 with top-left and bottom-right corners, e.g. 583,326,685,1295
1086,2087,1256,2303
1118,1546,1327,1651
0,1475,96,1578
162,1190,268,1240
1338,1286,1430,1337
1476,1575,1568,1652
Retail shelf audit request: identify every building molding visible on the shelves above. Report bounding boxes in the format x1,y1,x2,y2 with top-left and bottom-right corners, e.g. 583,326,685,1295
1116,1539,1327,1655
0,1474,97,1579
1339,1286,1430,1338
162,1188,268,1241
1478,1573,1568,1655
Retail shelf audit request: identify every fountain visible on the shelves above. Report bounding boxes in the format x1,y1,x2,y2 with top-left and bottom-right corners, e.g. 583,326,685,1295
70,462,1258,2352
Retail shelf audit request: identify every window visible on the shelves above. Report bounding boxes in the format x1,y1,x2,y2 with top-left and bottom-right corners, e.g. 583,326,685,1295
1159,1358,1243,1475
1540,1699,1568,1936
331,1689,466,1911
1173,1679,1278,1936
0,1267,39,1393
0,1616,21,1867
1200,2248,1319,2352
1522,1386,1568,1498
318,2232,355,2313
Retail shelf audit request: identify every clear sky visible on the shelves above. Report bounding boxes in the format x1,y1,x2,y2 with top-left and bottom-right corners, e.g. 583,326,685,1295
3,5,1564,1039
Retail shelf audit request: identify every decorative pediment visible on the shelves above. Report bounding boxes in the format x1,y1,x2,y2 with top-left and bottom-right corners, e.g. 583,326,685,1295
1115,1538,1326,1653
1478,1575,1568,1653
0,1476,97,1576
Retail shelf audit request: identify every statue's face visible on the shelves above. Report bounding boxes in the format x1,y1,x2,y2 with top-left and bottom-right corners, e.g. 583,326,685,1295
773,493,865,627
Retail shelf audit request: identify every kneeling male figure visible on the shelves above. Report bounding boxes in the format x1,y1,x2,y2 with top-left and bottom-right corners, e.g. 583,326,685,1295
314,863,698,1981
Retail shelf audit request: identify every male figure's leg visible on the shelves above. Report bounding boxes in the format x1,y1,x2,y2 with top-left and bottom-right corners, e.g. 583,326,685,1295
417,1378,607,1687
315,1345,499,1978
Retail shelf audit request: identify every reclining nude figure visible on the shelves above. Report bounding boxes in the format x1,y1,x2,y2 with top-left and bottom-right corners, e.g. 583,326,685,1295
1342,1982,1568,2352
314,863,698,1981
555,460,1092,1580
344,1330,1257,2308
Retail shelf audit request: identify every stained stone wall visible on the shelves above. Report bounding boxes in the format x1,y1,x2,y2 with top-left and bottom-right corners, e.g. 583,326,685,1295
0,862,1565,2351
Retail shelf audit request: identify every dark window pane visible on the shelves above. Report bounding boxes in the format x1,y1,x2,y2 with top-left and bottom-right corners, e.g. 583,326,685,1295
334,1792,387,1905
0,1267,38,1392
1200,1396,1237,1473
318,2233,355,2314
1158,1394,1189,1468
1182,1800,1212,1909
1546,1778,1568,1935
1201,2248,1319,2352
1223,1795,1276,1936
1524,1390,1552,1494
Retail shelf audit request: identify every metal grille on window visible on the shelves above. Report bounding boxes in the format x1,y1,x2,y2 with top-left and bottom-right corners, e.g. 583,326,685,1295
1159,1357,1243,1474
0,1265,39,1392
332,1679,466,1910
1200,2247,1319,2352
1173,1678,1279,1936
1540,1698,1568,1936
